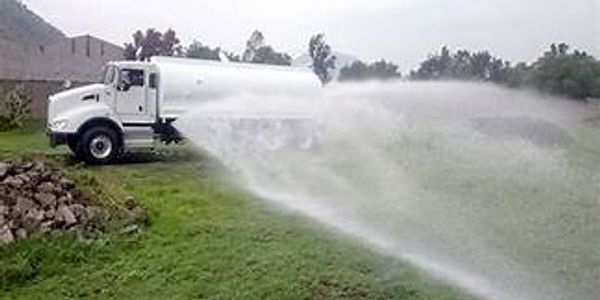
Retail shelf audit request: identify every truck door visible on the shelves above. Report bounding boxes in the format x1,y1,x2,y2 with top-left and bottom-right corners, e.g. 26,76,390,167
116,68,149,120
146,72,158,119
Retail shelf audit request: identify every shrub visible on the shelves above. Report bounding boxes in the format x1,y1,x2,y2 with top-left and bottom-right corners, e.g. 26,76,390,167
0,85,32,131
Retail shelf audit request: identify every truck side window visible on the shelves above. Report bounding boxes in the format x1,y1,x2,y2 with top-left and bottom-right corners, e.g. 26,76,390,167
149,73,158,89
119,69,144,91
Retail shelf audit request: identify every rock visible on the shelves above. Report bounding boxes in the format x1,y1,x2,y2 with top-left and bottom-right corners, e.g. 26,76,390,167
50,173,60,182
0,205,8,216
0,162,10,179
21,162,33,171
86,206,108,229
34,192,57,208
124,196,137,210
0,224,14,245
31,161,45,172
68,225,86,241
63,192,74,204
0,160,122,246
3,176,24,188
15,173,31,185
120,224,140,235
40,220,55,233
26,170,41,180
8,207,20,221
15,197,36,214
23,208,45,231
37,181,55,193
69,204,87,220
57,205,77,226
15,228,27,240
44,208,56,220
130,206,149,225
59,178,75,190
53,209,64,223
123,206,148,226
40,170,52,181
57,196,68,205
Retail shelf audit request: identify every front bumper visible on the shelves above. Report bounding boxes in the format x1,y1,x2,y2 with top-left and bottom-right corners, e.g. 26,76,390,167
47,131,69,148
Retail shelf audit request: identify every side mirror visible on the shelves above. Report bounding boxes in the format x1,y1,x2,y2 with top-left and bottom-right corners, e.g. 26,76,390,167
149,73,158,89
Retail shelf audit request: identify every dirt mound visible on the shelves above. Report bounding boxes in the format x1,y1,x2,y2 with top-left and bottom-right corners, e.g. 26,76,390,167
0,160,141,246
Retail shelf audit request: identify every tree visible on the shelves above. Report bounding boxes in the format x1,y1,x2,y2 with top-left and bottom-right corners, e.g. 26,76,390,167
185,41,241,62
252,46,292,66
161,29,181,56
504,62,532,88
242,30,265,62
530,43,600,99
0,85,31,131
224,52,241,62
410,43,600,100
124,28,182,61
339,61,368,81
370,60,402,80
309,33,336,84
410,46,452,80
410,46,509,83
339,59,402,81
241,30,291,66
185,41,221,61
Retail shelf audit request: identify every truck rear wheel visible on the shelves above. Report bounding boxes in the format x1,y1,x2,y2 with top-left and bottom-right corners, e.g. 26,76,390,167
77,126,121,165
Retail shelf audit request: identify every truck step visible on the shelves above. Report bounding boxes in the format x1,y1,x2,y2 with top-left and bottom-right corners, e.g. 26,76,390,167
123,126,154,149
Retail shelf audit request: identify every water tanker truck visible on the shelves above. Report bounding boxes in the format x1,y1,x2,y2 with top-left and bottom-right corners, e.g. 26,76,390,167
47,56,322,164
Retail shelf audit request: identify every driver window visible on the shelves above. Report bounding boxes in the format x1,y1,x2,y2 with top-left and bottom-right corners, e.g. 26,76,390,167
119,69,144,91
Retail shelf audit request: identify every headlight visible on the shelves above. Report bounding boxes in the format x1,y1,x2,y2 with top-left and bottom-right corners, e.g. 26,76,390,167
51,119,69,130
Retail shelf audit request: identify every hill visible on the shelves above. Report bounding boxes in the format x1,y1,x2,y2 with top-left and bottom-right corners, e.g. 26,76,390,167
0,0,65,46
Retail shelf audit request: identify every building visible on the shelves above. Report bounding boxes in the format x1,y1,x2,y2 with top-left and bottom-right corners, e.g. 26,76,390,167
0,35,123,119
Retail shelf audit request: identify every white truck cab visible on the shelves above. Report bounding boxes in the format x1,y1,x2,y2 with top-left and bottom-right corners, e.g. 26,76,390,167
47,57,322,164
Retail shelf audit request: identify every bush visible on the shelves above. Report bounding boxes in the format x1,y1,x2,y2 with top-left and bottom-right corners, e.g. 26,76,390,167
0,85,32,131
339,60,402,82
529,44,600,100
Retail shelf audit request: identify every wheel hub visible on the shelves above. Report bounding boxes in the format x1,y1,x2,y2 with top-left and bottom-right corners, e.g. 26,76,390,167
89,135,112,159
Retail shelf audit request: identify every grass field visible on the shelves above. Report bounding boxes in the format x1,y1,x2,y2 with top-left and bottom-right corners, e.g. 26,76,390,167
0,127,473,300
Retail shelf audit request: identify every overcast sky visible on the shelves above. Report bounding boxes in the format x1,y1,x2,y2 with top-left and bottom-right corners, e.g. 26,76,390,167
23,0,600,72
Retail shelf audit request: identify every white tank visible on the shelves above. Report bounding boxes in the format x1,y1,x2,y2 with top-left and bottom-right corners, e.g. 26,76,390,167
151,56,323,119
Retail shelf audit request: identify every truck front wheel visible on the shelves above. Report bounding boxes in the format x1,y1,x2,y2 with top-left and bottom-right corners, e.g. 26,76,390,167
67,136,79,155
77,126,121,165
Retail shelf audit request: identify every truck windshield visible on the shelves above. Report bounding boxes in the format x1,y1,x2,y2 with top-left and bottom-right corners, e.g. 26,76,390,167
103,66,116,85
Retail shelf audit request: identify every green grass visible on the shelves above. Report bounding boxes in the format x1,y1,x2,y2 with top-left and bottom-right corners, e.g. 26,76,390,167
0,128,472,300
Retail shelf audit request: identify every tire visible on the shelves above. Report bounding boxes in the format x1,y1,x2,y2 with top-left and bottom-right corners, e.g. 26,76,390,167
67,136,79,155
76,126,121,165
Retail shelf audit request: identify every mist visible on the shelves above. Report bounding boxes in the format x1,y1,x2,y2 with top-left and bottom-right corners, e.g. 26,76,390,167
176,81,600,300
